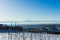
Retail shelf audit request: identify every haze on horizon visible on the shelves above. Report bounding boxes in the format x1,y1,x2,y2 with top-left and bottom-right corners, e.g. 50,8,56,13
0,0,60,21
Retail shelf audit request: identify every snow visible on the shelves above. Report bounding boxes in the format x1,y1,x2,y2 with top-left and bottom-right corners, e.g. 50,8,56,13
0,32,60,40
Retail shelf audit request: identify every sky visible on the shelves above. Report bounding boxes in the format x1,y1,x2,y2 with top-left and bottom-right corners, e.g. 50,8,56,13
0,0,60,21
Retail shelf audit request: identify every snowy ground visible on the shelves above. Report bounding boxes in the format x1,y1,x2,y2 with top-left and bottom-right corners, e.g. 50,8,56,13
0,32,60,40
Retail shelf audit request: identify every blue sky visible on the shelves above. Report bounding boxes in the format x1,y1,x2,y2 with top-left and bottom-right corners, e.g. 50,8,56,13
0,0,60,21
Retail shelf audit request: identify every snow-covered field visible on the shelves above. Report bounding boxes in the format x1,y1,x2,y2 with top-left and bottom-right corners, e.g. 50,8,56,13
0,32,60,40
